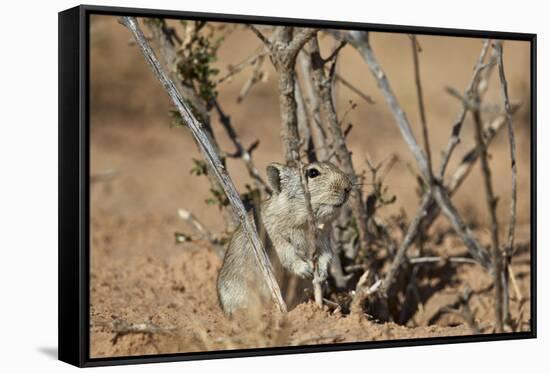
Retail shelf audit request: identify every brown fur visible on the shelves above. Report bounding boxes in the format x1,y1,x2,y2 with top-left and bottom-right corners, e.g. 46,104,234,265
217,162,352,314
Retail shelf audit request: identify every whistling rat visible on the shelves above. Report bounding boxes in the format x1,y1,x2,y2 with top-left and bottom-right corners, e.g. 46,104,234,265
217,161,352,314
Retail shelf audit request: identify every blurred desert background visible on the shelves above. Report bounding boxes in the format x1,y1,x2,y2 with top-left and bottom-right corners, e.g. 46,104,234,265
88,15,532,358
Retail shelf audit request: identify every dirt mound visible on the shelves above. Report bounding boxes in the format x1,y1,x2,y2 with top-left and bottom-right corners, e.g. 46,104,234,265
89,208,530,357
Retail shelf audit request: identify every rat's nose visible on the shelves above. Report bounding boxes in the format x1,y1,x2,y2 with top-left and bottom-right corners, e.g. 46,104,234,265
343,185,352,198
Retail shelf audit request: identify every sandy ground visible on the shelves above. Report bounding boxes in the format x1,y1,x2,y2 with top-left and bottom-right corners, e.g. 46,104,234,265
89,16,532,357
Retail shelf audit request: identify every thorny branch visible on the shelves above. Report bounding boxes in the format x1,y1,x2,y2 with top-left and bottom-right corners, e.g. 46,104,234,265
120,16,287,312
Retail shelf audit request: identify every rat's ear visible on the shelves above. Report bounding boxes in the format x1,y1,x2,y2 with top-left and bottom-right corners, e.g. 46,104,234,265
266,162,285,194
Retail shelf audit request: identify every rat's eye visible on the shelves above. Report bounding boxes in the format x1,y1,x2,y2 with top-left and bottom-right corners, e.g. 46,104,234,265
306,168,320,179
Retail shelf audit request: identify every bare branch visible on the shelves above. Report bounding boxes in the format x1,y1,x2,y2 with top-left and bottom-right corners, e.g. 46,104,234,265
380,192,432,296
299,51,354,288
324,41,347,64
437,39,493,179
248,27,318,164
410,35,434,181
213,100,271,194
287,28,320,60
217,50,269,84
177,208,225,257
508,265,524,302
341,30,492,270
248,25,324,302
236,54,267,103
444,86,480,111
495,40,517,330
246,24,273,50
471,56,503,332
408,256,479,265
299,52,329,160
351,270,382,314
418,105,521,238
432,186,492,269
447,104,521,194
333,72,375,104
297,160,323,306
495,41,517,257
295,79,317,162
307,36,371,267
120,16,287,312
110,318,176,345
345,31,431,182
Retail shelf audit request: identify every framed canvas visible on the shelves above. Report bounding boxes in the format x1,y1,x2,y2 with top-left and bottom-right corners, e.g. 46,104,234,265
58,4,537,367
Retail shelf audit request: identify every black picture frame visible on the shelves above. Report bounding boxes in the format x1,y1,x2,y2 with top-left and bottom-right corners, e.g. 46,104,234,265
58,4,537,368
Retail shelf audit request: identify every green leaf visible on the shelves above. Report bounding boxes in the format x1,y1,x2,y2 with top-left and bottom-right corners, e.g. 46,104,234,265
169,110,186,128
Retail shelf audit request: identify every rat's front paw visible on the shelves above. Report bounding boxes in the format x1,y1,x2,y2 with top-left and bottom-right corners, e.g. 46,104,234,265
315,252,332,283
313,267,329,284
292,259,314,279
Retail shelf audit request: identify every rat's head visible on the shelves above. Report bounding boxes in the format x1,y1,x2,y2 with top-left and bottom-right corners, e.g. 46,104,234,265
266,161,352,223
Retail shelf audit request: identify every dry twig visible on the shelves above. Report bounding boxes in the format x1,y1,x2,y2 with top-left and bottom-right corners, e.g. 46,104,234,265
495,40,517,329
237,53,268,103
380,192,432,296
351,270,382,314
299,52,328,160
410,35,433,181
437,39,493,178
333,72,375,104
110,318,177,345
213,100,271,194
217,49,269,84
408,256,479,265
177,208,225,256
